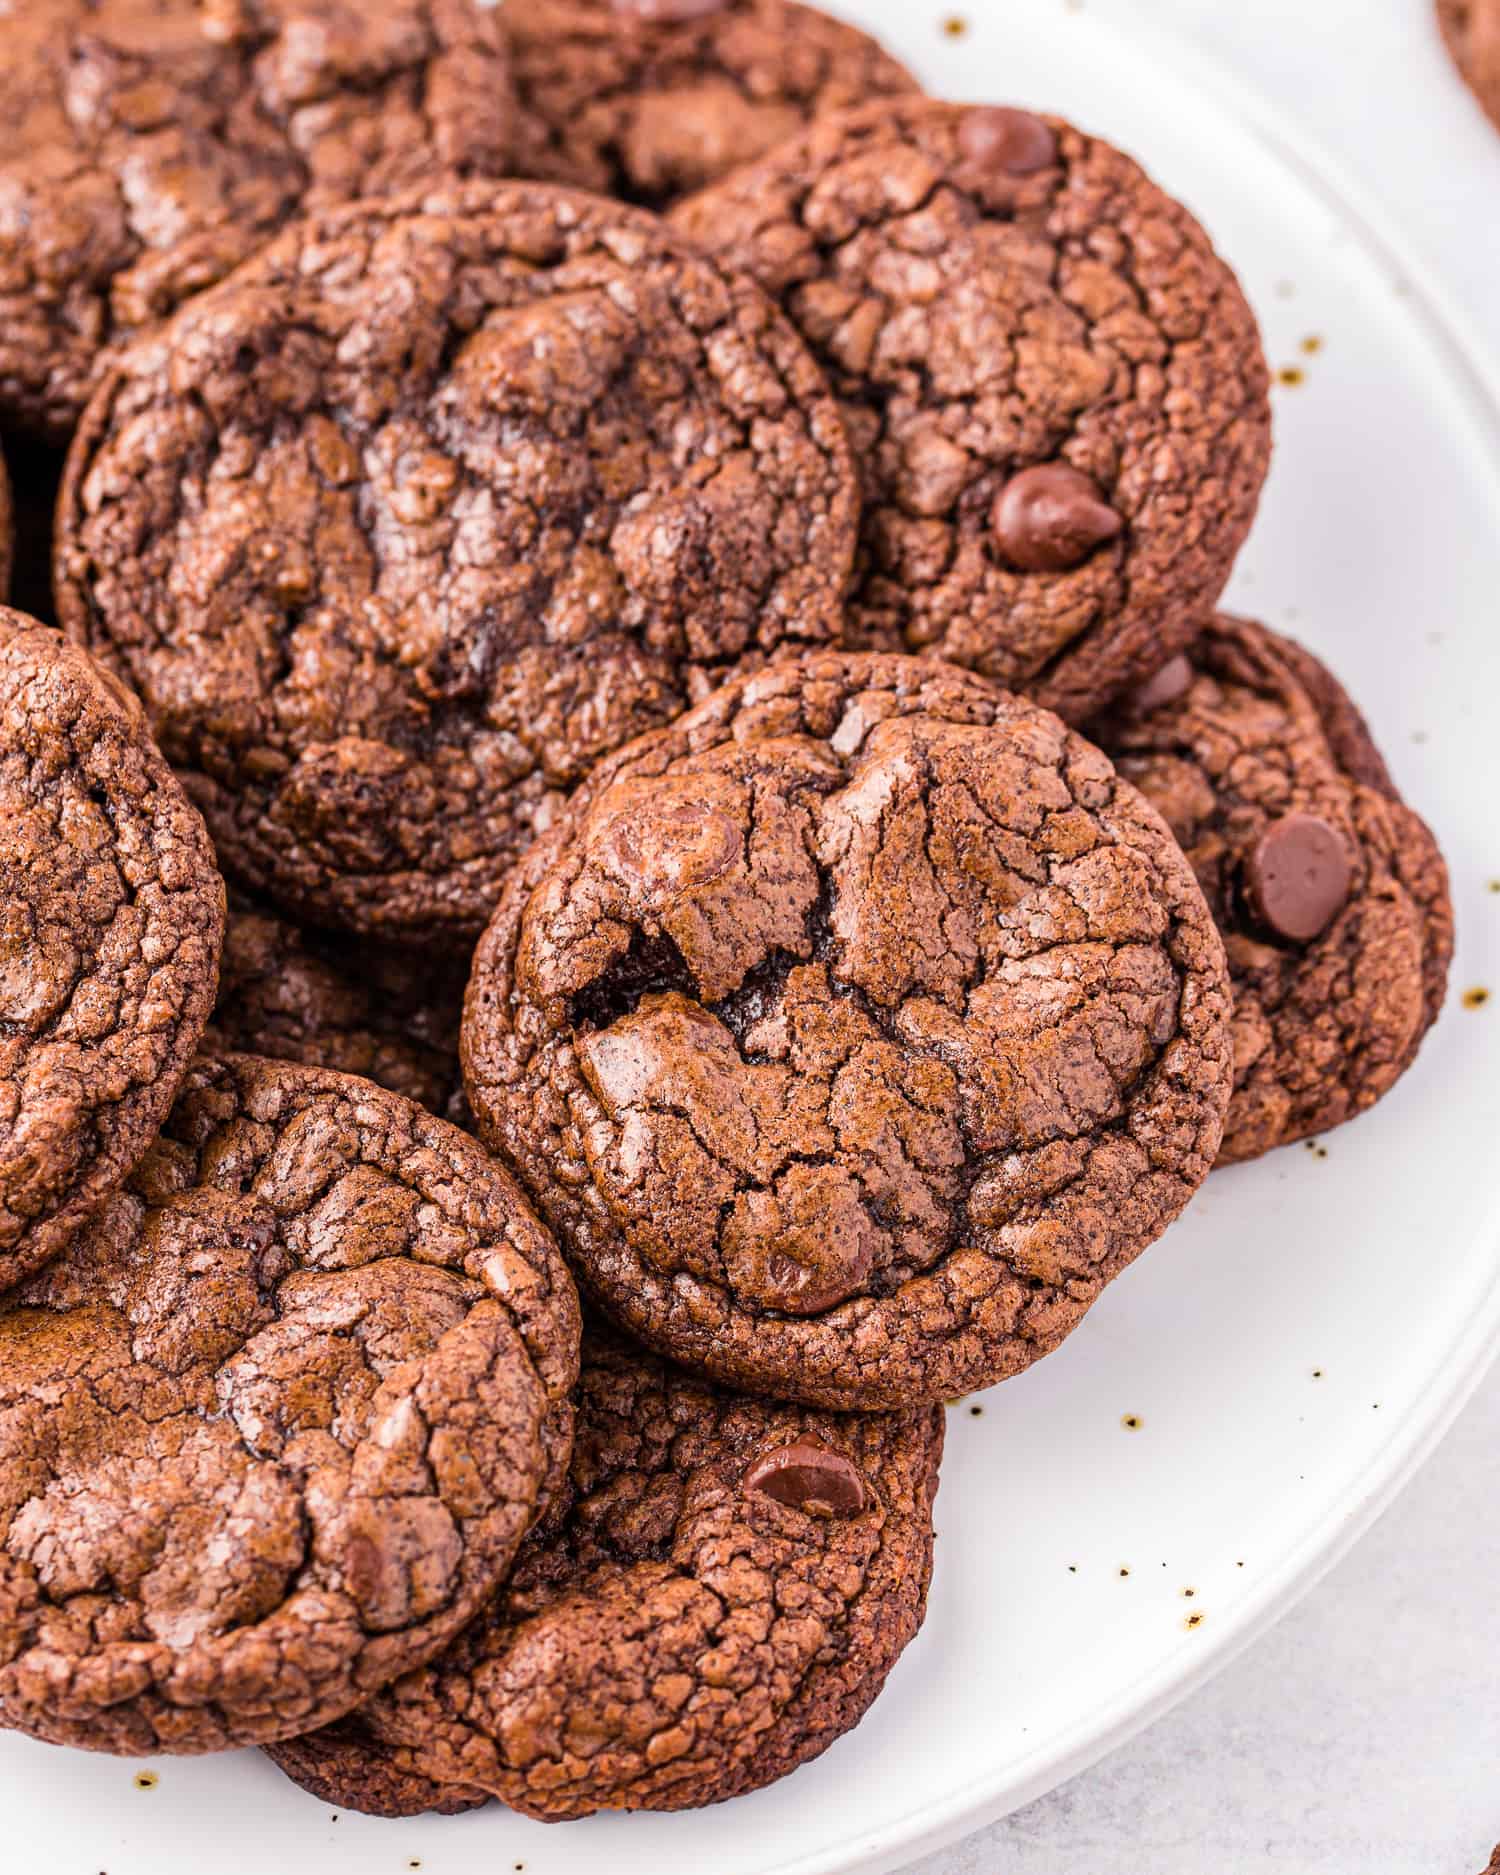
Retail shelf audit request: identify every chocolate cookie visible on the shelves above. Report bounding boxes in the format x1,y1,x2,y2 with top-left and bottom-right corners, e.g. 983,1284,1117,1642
462,651,1234,1409
673,99,1273,723
0,610,224,1293
206,892,466,1118
1092,617,1452,1164
0,1052,581,1754
507,0,920,208
58,181,860,946
0,0,530,443
266,1326,943,1818
1438,0,1500,131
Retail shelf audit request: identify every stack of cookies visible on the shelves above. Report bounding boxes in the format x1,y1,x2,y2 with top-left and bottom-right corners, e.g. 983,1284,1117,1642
0,0,1452,1829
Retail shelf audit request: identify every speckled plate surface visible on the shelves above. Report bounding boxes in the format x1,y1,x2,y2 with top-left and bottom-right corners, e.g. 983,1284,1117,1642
6,4,1500,1872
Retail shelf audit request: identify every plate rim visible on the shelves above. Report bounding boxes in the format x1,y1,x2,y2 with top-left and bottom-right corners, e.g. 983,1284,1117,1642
751,6,1500,1871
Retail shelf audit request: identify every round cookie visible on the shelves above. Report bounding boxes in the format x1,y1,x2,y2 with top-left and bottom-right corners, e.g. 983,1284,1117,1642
462,651,1234,1410
1091,616,1452,1165
58,180,860,947
266,1327,943,1818
506,0,921,208
673,98,1273,724
1438,0,1500,132
0,1052,581,1755
0,610,224,1293
0,0,529,442
206,892,467,1118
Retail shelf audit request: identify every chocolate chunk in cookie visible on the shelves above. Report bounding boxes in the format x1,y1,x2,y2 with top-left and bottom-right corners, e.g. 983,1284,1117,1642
58,181,860,947
1094,616,1452,1164
674,99,1273,723
1438,0,1500,132
206,892,466,1119
506,0,920,207
266,1327,942,1817
0,0,529,442
0,609,224,1292
0,1053,580,1754
462,652,1234,1409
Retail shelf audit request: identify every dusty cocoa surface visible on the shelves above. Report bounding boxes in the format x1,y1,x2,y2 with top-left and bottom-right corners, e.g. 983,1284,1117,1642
463,651,1234,1409
1438,0,1500,131
206,892,466,1118
58,180,859,947
0,1052,580,1754
0,0,528,442
673,98,1272,724
266,1327,943,1818
507,0,920,207
1092,616,1452,1164
0,609,224,1294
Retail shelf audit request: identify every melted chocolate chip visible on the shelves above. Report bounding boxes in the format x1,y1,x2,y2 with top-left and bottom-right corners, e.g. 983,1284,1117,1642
1244,813,1353,943
1126,654,1195,717
992,464,1124,573
957,106,1058,176
745,1440,869,1516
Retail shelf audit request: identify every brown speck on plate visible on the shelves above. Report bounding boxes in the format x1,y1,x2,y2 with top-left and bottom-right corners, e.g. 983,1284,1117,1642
1488,880,1500,894
969,1405,984,1417
1312,1368,1324,1379
942,13,968,34
1121,1414,1143,1432
1118,1566,1131,1578
1277,365,1306,387
1300,335,1323,355
133,1772,158,1791
1463,987,1491,1010
1185,1611,1205,1630
1182,1587,1196,1598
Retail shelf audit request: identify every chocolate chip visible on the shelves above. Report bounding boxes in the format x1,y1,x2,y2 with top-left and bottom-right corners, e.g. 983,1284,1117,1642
1243,813,1352,942
1125,654,1195,717
611,0,728,19
993,464,1123,573
957,107,1059,176
745,1441,868,1516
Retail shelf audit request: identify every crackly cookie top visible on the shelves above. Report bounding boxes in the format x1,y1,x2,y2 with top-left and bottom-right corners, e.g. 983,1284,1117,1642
1438,0,1500,131
463,652,1233,1409
673,98,1272,724
506,0,920,208
266,1327,942,1819
0,609,224,1293
0,0,526,441
58,180,860,945
206,892,466,1118
0,1052,580,1755
1092,616,1452,1165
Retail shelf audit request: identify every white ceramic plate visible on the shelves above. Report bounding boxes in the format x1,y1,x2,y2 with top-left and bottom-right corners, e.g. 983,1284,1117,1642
7,4,1500,1872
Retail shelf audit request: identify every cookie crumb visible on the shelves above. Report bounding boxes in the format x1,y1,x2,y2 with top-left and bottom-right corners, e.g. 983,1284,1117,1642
1118,1566,1130,1578
1181,1587,1196,1598
1276,365,1306,387
968,1404,983,1417
1463,987,1491,1010
1300,335,1323,355
1304,1140,1329,1160
1121,1414,1143,1432
941,13,968,34
1184,1611,1205,1630
1236,1560,1245,1568
1312,1368,1323,1379
1067,1565,1077,1573
1487,881,1500,894
133,1772,158,1791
